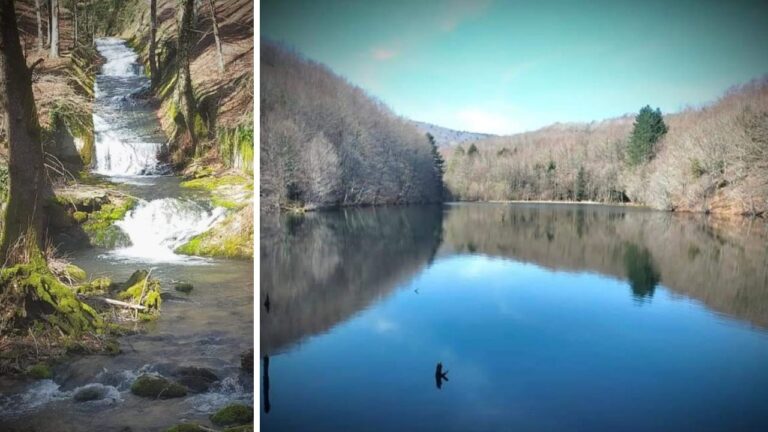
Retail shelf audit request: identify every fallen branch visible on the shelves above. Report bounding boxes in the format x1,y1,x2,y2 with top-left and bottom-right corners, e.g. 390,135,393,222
98,298,147,311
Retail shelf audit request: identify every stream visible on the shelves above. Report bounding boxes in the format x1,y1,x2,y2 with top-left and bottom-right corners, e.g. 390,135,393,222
0,38,254,431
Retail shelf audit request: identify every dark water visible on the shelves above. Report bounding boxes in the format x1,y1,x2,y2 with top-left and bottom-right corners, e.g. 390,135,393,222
261,203,768,432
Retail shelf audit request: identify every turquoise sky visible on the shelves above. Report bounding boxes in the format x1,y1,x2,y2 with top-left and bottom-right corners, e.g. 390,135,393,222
261,0,768,134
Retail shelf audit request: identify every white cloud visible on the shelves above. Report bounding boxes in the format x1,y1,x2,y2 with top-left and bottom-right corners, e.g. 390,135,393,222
454,108,523,135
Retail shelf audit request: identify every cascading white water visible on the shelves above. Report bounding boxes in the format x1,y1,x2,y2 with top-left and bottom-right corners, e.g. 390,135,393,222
93,38,165,176
114,199,226,261
92,38,225,262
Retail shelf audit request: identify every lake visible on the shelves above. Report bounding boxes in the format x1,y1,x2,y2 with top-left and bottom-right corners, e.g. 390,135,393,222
261,203,768,432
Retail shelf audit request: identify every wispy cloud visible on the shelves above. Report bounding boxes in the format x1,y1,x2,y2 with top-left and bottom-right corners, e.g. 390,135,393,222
439,0,493,31
455,107,522,135
371,47,399,61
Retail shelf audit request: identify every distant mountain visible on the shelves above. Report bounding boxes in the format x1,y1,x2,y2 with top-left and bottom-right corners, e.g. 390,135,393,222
410,121,495,148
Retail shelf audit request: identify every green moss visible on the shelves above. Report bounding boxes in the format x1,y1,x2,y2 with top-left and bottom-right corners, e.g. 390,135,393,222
65,264,87,282
165,424,207,432
211,197,242,210
130,374,187,399
27,362,53,379
210,403,253,427
72,211,88,223
0,260,103,335
75,277,112,295
174,229,250,259
82,198,136,248
180,174,250,191
218,124,254,174
117,271,162,313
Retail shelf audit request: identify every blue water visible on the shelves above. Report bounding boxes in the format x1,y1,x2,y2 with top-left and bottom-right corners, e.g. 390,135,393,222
260,204,768,431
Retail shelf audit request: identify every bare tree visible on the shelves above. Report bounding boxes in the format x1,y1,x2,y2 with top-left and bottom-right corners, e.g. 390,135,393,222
207,0,224,72
148,0,158,88
49,0,58,58
0,0,50,262
34,0,43,50
174,0,198,154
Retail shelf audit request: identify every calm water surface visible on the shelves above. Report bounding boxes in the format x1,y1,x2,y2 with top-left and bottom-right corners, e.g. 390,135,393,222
261,203,768,432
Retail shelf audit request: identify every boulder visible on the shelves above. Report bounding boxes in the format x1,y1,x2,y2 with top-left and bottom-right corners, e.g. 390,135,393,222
130,374,187,399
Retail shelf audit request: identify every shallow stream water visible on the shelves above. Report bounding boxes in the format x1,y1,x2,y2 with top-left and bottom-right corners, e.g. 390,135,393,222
0,38,253,431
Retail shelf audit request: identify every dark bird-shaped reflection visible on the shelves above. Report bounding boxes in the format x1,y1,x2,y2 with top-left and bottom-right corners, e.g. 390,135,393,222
435,362,449,389
263,356,271,413
264,294,271,313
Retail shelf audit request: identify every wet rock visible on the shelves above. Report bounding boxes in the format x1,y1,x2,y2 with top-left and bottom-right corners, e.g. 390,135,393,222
210,403,253,427
174,366,218,393
73,384,107,402
130,374,187,399
174,282,194,293
240,349,253,374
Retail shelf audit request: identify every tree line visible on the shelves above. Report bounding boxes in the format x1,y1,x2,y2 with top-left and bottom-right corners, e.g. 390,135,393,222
260,41,443,211
444,78,768,216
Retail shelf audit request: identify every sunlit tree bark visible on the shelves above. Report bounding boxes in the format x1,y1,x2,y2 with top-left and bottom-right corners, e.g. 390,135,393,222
0,0,50,263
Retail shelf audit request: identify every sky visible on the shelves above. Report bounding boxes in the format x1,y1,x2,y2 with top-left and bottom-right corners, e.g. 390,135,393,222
261,0,768,135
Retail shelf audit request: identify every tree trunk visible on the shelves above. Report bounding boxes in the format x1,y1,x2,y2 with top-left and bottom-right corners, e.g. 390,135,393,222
49,0,58,58
149,0,158,89
34,0,43,51
174,0,197,155
0,0,50,264
46,0,51,47
207,0,224,72
72,1,77,49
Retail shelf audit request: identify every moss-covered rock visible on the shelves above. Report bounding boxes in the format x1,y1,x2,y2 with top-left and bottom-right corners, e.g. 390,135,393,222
81,199,136,248
73,384,108,402
27,362,53,379
210,403,253,426
64,264,87,282
130,374,187,399
117,270,162,315
72,211,88,223
75,276,113,295
174,282,194,293
175,204,253,259
0,260,103,335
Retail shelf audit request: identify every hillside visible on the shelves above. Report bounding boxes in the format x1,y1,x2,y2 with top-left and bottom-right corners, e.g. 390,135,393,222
444,79,768,216
261,40,443,211
411,120,494,148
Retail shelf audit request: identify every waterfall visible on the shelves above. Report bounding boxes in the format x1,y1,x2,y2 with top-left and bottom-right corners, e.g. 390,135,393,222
92,38,166,176
91,38,226,262
112,199,226,261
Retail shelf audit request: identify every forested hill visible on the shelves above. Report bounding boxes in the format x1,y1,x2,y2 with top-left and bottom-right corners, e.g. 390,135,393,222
444,79,768,216
261,41,444,212
411,120,495,148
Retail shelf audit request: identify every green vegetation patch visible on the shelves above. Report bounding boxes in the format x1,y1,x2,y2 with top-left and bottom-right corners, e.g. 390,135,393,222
180,174,251,191
75,277,113,295
27,362,53,379
81,198,136,248
117,270,162,317
0,259,102,335
210,403,254,427
64,264,87,282
218,124,254,175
